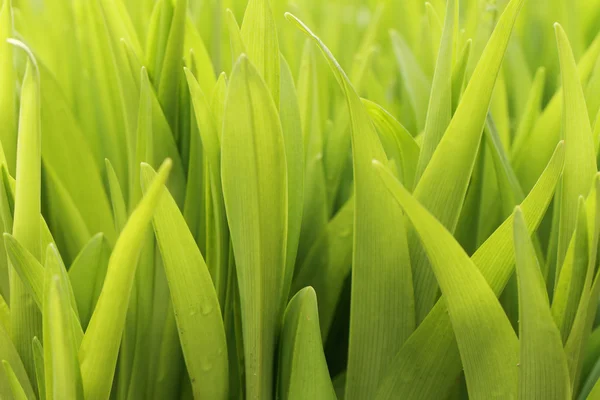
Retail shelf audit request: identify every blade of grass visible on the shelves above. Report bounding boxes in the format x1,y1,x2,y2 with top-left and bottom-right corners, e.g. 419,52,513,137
286,14,416,400
409,0,525,322
278,287,337,400
10,52,42,386
240,0,280,107
141,163,229,400
415,0,455,182
78,159,171,400
376,142,564,399
2,361,28,400
68,234,111,329
374,160,519,400
221,55,287,400
514,207,571,399
43,244,84,400
555,23,598,280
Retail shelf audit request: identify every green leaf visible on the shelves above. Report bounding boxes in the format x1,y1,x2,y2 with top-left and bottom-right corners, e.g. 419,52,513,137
10,55,42,383
240,0,280,107
450,39,472,113
185,67,229,305
512,31,600,194
374,160,519,400
2,361,28,400
511,67,546,159
552,197,590,341
105,159,127,233
184,16,216,95
0,325,35,399
78,159,171,400
221,55,287,400
291,197,353,338
563,175,600,393
4,233,43,309
408,0,525,321
376,142,565,400
286,14,415,400
555,23,598,278
415,0,455,182
226,9,246,66
362,99,420,190
279,55,304,299
390,30,431,133
0,0,16,175
141,163,228,400
43,244,84,400
157,0,186,130
68,233,111,329
32,337,44,400
513,207,571,399
278,287,337,400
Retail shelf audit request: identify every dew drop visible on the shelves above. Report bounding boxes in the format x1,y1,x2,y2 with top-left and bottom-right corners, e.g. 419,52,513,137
201,359,213,372
201,304,213,316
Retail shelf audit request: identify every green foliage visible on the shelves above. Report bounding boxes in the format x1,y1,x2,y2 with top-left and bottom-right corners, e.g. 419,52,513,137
1,0,600,399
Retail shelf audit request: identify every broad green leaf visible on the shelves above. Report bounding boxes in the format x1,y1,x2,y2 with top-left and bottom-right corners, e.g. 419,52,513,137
141,163,228,400
2,361,28,400
555,23,597,278
68,233,111,329
10,56,42,383
278,287,336,400
374,160,519,400
552,197,589,341
43,245,84,400
409,0,525,322
287,14,415,400
415,0,455,182
376,142,565,400
513,207,571,399
221,55,287,400
79,160,171,400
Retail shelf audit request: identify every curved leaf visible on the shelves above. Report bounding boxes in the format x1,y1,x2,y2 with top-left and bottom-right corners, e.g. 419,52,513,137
79,160,171,400
221,55,287,400
141,163,228,400
374,160,519,400
514,208,571,399
278,287,336,400
286,14,415,400
376,142,565,400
